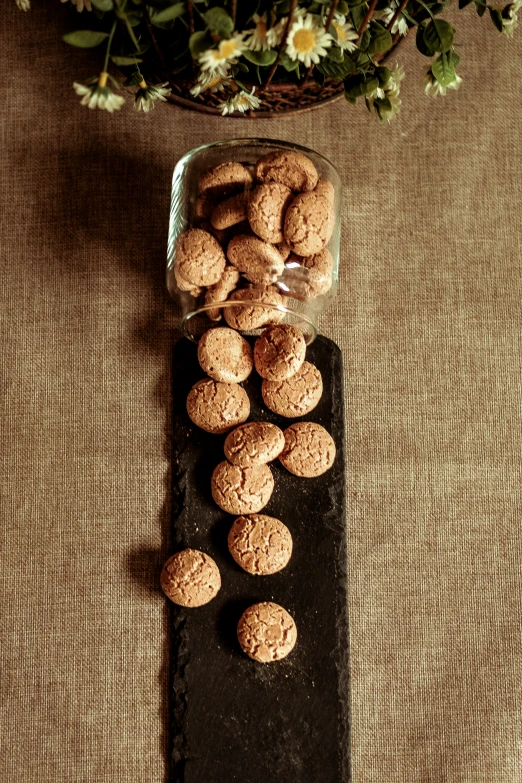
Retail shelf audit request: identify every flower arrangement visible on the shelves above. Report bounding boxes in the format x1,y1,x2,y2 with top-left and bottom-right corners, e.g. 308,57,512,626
18,0,521,120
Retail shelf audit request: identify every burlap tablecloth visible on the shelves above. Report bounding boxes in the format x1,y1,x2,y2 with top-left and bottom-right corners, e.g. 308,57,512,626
2,3,521,781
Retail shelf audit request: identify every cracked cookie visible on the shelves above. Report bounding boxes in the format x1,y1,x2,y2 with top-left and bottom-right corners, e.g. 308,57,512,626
262,361,323,417
197,327,253,383
160,549,221,607
254,323,306,381
255,150,318,193
283,181,335,257
186,378,250,434
227,234,285,285
223,285,286,331
211,461,274,515
224,422,285,467
211,191,249,230
174,228,226,287
198,161,253,198
289,247,334,299
228,514,293,575
237,602,297,662
279,421,336,477
247,182,294,244
204,264,241,321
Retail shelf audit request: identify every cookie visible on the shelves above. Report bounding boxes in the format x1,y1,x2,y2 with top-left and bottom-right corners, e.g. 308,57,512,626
198,162,253,198
186,378,250,434
253,324,306,381
227,234,285,285
228,514,293,575
204,265,240,321
160,549,221,607
247,182,294,244
288,248,334,299
224,422,285,467
197,327,253,383
211,461,274,515
262,361,323,417
175,228,226,287
211,192,249,230
223,285,286,331
279,422,336,477
276,240,292,261
193,193,215,221
283,182,335,257
173,264,202,297
237,602,297,662
255,150,318,193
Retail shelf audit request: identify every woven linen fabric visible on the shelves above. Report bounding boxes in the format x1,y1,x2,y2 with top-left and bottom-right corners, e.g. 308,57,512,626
1,3,522,782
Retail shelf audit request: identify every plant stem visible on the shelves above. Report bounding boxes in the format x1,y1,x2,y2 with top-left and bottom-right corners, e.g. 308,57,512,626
264,0,298,87
301,0,339,86
386,0,410,30
103,20,118,73
356,0,378,43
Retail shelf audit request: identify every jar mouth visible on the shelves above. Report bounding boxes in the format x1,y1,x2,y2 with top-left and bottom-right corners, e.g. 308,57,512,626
181,300,318,345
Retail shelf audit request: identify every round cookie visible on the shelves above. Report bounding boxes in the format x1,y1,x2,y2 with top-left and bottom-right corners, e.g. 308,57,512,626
237,602,297,662
197,327,253,383
247,182,294,244
198,161,253,198
211,192,249,230
254,324,306,381
175,228,226,287
193,193,215,221
279,422,336,478
227,234,285,285
255,150,318,193
204,265,240,321
223,285,286,331
186,378,250,434
289,248,334,299
224,422,285,467
283,183,335,257
276,240,292,261
211,461,274,515
262,361,323,417
174,264,202,297
228,514,293,575
160,549,221,608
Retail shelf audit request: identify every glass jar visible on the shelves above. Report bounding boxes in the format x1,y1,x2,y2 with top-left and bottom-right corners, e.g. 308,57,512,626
167,138,341,344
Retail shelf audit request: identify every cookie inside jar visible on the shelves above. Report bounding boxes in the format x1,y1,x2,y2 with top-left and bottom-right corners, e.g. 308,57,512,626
167,139,341,344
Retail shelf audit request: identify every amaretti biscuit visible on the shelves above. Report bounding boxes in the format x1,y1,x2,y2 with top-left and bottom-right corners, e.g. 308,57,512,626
279,422,336,477
175,228,226,287
197,327,253,383
160,549,221,607
204,265,240,321
262,361,323,417
254,324,306,381
198,161,253,198
174,264,202,297
255,150,318,193
211,192,249,230
211,461,274,515
247,182,294,244
228,515,293,575
283,181,335,257
289,248,334,299
227,234,285,285
186,378,249,434
223,285,286,331
224,422,285,467
237,602,297,662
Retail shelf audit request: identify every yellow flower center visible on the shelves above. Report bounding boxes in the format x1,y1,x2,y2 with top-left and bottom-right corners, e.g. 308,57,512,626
255,20,267,39
333,21,347,43
293,28,317,54
218,39,238,58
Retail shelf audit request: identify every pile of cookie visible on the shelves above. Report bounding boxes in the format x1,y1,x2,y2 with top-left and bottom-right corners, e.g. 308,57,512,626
172,148,335,327
161,323,336,664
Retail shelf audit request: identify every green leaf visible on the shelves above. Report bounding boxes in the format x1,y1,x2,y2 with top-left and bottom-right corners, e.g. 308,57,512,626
431,51,456,85
90,0,113,9
110,55,143,65
317,53,356,80
204,7,234,37
151,2,186,23
337,0,349,12
489,6,504,30
189,30,213,58
347,0,367,6
416,24,436,56
458,0,473,7
328,46,344,63
350,4,366,28
242,49,278,66
375,65,391,87
423,19,455,52
124,68,144,86
475,0,487,16
367,22,393,54
374,95,392,110
279,52,300,72
359,29,371,51
344,73,379,98
62,30,109,48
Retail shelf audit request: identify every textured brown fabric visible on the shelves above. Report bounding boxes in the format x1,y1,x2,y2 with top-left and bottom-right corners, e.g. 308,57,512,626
2,3,522,782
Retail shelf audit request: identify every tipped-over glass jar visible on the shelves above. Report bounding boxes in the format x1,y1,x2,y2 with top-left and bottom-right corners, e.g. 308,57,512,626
167,139,341,344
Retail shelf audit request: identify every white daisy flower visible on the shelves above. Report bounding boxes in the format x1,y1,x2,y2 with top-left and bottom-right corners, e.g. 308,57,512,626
219,87,261,116
73,74,125,112
199,35,245,72
244,13,273,51
502,0,522,36
16,0,30,9
375,5,409,36
134,81,171,113
329,15,358,52
60,0,92,11
423,69,462,97
190,71,232,97
286,14,333,68
370,64,404,123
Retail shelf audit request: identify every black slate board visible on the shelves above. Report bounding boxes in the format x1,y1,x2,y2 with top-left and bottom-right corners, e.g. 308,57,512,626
170,335,349,783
